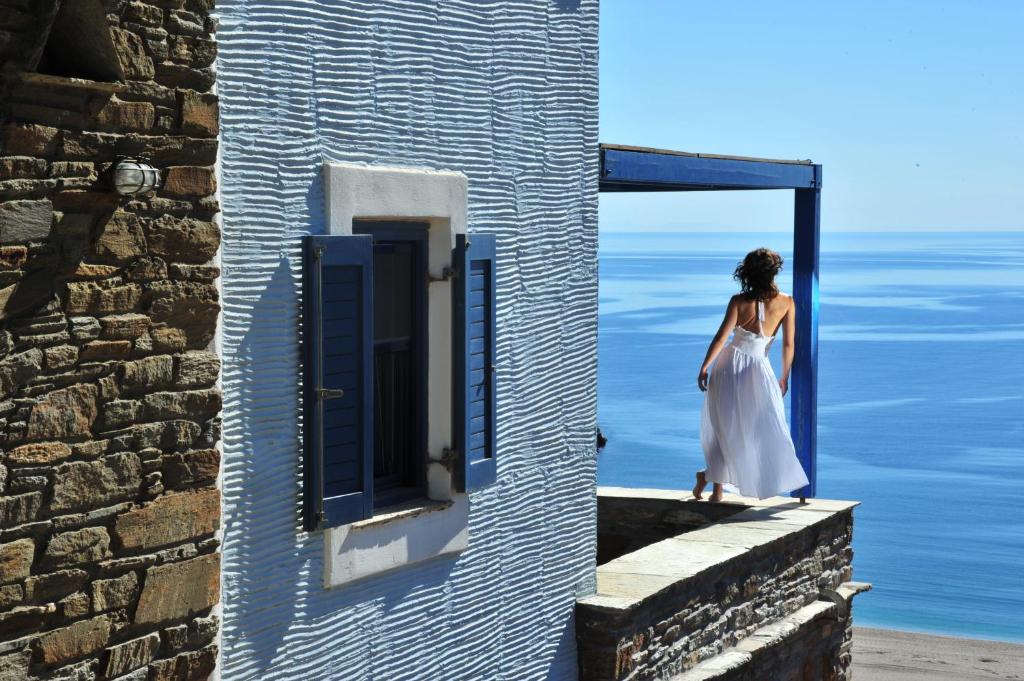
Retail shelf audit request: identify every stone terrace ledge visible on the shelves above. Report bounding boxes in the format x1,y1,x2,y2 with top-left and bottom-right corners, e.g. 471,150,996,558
576,487,868,681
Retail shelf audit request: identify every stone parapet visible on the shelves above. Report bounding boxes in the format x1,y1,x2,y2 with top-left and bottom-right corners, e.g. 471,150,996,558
577,491,861,681
0,0,220,678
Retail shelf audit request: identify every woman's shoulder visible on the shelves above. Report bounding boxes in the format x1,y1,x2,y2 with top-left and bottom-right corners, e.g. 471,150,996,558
774,292,794,308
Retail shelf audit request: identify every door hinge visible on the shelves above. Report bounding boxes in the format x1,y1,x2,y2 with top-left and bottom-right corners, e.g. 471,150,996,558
440,446,459,470
429,266,458,283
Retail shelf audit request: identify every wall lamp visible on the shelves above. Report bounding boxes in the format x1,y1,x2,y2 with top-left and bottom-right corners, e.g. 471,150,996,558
111,158,161,196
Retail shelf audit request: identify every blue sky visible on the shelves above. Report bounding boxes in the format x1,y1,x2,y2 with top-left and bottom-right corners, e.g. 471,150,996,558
599,1,1023,232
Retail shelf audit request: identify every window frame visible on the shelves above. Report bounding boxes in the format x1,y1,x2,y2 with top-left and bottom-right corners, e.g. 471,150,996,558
353,220,430,508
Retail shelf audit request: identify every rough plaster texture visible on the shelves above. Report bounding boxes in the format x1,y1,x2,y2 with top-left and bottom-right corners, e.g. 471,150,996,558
217,2,599,680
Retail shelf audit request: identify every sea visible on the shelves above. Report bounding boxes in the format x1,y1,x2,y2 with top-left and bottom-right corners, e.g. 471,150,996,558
596,230,1024,643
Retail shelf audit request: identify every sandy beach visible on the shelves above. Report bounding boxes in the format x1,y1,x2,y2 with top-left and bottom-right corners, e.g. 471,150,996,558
854,627,1024,680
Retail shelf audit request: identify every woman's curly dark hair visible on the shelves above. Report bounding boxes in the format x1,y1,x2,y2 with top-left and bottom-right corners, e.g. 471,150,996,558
733,248,784,301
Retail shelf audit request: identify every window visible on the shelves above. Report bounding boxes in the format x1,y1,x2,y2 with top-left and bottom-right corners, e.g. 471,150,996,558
36,0,123,82
302,225,498,531
355,222,428,506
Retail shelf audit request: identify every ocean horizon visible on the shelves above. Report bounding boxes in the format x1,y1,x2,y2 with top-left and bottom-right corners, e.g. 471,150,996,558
597,229,1024,644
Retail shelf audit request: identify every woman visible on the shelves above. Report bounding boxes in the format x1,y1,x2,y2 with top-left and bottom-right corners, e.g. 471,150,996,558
693,248,809,502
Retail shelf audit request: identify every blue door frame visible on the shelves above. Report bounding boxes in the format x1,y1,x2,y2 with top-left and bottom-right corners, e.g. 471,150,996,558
599,144,821,499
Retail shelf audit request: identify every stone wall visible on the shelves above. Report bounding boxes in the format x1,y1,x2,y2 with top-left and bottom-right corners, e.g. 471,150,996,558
578,495,858,681
676,583,868,681
0,1,220,679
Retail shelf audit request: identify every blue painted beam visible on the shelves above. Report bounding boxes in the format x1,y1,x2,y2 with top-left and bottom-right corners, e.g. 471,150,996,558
791,185,821,499
600,147,820,192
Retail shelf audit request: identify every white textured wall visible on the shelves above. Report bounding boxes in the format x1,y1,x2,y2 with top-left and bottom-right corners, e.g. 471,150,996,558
216,2,599,680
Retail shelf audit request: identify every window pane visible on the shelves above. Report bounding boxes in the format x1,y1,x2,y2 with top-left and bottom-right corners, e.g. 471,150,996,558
369,240,420,493
373,243,413,343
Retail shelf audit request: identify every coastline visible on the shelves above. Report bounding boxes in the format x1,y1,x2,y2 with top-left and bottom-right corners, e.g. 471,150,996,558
854,627,1024,680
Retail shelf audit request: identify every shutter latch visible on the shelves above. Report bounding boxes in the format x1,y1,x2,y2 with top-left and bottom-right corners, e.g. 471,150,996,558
316,388,345,400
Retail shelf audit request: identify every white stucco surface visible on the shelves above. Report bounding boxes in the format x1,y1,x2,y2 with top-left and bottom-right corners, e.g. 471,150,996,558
217,2,599,679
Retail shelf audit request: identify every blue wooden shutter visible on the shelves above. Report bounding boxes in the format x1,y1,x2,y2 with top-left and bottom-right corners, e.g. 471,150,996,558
303,235,374,530
453,234,497,491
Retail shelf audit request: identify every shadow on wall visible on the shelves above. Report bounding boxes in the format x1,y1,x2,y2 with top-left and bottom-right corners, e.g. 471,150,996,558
223,253,462,678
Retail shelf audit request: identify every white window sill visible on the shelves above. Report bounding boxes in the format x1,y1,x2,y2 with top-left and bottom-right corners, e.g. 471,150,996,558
323,494,469,588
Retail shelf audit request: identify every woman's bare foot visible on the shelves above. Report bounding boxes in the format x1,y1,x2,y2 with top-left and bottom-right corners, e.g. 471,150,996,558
708,483,724,503
692,471,707,500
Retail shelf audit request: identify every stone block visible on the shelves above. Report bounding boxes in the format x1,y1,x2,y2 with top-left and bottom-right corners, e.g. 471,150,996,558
104,632,160,677
65,282,143,316
142,389,221,421
188,614,218,647
36,614,111,666
125,256,169,282
168,35,217,67
24,569,89,602
122,355,173,391
0,538,35,584
162,623,189,652
93,211,147,262
114,488,219,551
162,166,216,197
0,347,43,396
100,399,143,430
135,553,219,625
151,327,187,353
0,157,47,181
7,441,72,465
124,1,164,26
0,584,22,609
178,90,218,137
0,491,42,526
111,28,154,80
165,10,205,36
97,99,156,131
25,383,98,440
147,297,219,349
59,591,90,619
92,571,138,611
0,199,52,243
49,162,95,179
50,453,143,513
45,344,79,370
42,527,111,569
80,340,133,362
71,440,108,459
174,352,218,388
147,645,216,681
99,314,151,340
168,264,219,282
144,215,219,264
163,448,218,487
69,317,101,341
2,123,58,156
0,650,30,681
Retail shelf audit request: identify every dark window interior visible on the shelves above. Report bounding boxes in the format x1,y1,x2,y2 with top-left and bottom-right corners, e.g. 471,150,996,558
36,0,124,82
354,221,428,506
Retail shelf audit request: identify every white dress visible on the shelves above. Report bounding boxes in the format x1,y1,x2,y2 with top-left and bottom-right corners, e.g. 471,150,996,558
700,300,809,499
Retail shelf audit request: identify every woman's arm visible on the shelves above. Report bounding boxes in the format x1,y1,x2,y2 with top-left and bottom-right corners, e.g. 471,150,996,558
697,297,739,392
779,296,796,396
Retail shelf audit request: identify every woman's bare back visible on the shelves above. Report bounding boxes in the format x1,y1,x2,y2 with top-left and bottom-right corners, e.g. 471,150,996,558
734,293,792,337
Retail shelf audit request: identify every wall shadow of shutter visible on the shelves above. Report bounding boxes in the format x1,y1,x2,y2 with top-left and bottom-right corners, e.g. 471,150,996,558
303,235,374,530
453,234,498,492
